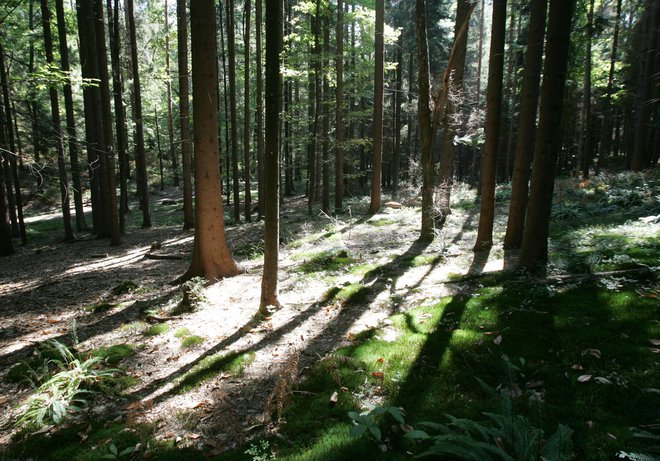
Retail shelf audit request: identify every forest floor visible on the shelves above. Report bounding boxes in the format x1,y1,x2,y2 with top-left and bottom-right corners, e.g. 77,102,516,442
0,173,658,460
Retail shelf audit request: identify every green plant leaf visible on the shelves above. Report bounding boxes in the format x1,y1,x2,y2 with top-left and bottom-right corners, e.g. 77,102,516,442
405,429,431,440
368,425,382,441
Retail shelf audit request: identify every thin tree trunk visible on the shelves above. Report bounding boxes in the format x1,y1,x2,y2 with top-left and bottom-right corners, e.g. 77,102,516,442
40,0,74,241
369,0,384,214
260,0,282,311
127,0,151,227
107,0,130,233
321,13,330,213
392,45,402,200
503,0,547,250
243,0,252,222
226,0,241,222
256,0,265,219
334,0,344,211
155,108,164,191
0,155,12,255
178,0,194,229
474,0,507,252
164,0,179,187
306,11,318,214
219,0,231,208
579,0,595,178
55,0,86,232
518,0,575,270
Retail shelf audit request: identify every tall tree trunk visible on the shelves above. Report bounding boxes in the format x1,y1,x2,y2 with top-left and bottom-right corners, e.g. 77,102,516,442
0,43,27,244
40,0,74,241
107,0,130,233
436,0,471,224
55,0,86,232
255,0,265,219
178,0,194,229
630,0,658,171
503,0,548,250
93,0,121,245
417,0,434,241
474,0,507,252
369,0,384,214
598,0,622,172
260,0,282,312
226,0,241,222
321,13,330,214
0,156,12,255
334,0,344,211
243,0,252,222
164,0,179,187
306,8,319,215
476,0,485,106
517,0,575,270
391,45,402,200
155,108,164,190
181,0,242,282
219,0,231,208
579,0,595,178
127,0,152,227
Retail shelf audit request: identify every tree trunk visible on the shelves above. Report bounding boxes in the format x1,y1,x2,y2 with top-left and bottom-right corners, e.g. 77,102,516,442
107,0,130,233
334,0,344,211
243,0,252,222
392,45,402,200
155,108,164,190
260,0,282,312
321,13,330,214
579,0,595,178
517,0,575,270
164,0,179,187
181,0,242,282
306,8,319,215
178,0,194,230
369,0,384,214
0,158,12,255
226,0,241,222
55,0,86,232
219,0,231,207
474,0,507,252
503,0,547,250
436,0,471,224
417,0,434,241
0,43,27,244
40,0,74,242
598,0,622,172
126,0,151,227
256,0,265,219
93,0,121,245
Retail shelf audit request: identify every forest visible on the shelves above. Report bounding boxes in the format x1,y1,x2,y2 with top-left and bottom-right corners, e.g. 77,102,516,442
0,0,658,459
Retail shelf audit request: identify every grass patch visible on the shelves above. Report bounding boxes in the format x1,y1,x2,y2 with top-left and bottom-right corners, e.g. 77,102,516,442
294,249,354,274
409,254,444,267
367,218,397,227
181,335,205,349
82,302,114,314
174,327,192,338
272,278,659,460
90,344,135,365
111,281,139,296
144,323,170,336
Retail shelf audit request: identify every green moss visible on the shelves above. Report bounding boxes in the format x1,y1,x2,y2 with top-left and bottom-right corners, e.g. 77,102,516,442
83,302,114,314
367,218,397,227
295,249,355,274
173,351,256,393
90,344,135,365
144,323,170,336
174,327,192,338
181,335,205,349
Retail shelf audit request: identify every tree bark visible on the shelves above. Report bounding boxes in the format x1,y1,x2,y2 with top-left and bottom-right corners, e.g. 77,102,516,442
164,0,179,187
243,0,252,222
474,0,507,252
181,0,242,282
369,0,384,214
256,0,265,219
260,0,282,312
517,0,575,270
126,0,152,227
503,0,547,250
0,158,12,255
334,0,344,211
40,0,74,242
321,13,330,214
226,0,241,223
55,0,87,232
579,0,595,178
178,0,194,230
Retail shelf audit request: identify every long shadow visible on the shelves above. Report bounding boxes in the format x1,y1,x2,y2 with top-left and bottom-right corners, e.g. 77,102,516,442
0,289,180,367
130,241,433,408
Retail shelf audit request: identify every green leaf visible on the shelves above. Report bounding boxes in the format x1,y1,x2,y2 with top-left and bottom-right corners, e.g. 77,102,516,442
119,446,136,456
368,425,382,441
405,429,431,440
387,406,406,424
349,424,367,438
109,443,118,456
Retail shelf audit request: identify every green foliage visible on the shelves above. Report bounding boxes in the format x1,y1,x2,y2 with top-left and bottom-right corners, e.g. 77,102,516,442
99,442,139,460
16,340,119,429
244,440,276,461
406,379,573,461
180,335,205,349
90,344,135,365
111,281,139,296
348,405,406,442
295,248,354,274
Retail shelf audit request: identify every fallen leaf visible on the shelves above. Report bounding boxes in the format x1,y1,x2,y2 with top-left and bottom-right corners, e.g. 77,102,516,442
594,377,612,384
581,348,601,359
191,401,208,409
571,364,584,370
650,348,660,354
340,387,349,393
649,339,660,346
376,357,385,364
371,371,384,380
187,433,201,439
607,433,617,440
493,335,503,346
577,374,592,383
46,319,61,324
329,391,338,405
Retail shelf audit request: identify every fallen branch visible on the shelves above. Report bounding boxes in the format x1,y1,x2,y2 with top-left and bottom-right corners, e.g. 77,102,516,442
143,253,188,261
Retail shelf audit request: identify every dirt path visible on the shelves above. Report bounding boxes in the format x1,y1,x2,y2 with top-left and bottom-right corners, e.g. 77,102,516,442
0,195,506,451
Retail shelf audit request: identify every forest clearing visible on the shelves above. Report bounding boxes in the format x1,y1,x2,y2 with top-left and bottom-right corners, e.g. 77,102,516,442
1,173,659,460
0,0,659,458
